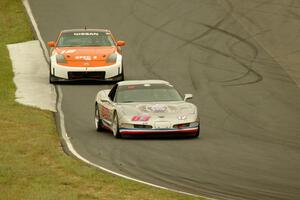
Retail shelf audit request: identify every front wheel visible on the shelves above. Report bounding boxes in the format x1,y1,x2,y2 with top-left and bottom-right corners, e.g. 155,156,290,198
120,62,125,81
95,104,104,131
49,68,54,84
112,113,122,138
49,65,58,84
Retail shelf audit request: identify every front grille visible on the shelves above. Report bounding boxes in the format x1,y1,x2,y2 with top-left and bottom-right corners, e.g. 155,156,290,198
134,124,153,129
68,71,105,80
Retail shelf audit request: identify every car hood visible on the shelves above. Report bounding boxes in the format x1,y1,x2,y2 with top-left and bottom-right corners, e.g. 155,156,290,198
54,46,117,67
117,102,196,117
55,46,116,61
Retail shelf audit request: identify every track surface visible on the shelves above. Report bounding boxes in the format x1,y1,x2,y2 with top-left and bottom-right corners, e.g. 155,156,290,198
28,0,300,199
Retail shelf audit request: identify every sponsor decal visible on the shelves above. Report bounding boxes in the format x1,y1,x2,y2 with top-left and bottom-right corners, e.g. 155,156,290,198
177,115,187,120
73,32,99,36
61,49,77,54
146,104,167,113
74,55,98,61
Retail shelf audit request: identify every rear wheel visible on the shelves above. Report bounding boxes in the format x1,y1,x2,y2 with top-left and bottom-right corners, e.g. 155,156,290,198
95,104,104,131
112,113,122,138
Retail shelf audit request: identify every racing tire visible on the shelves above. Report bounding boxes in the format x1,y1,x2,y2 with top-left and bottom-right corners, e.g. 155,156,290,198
120,71,124,81
95,104,104,131
120,62,124,81
49,65,57,84
49,69,54,84
112,112,122,138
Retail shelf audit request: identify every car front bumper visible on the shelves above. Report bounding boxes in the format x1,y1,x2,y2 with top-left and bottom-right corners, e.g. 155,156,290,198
50,72,123,83
50,60,123,81
119,126,199,135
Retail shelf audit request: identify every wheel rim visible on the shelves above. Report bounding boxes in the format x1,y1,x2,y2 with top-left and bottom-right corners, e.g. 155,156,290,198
112,115,118,136
95,107,99,129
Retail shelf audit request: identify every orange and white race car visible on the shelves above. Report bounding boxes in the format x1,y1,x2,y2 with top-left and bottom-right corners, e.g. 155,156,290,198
47,29,125,83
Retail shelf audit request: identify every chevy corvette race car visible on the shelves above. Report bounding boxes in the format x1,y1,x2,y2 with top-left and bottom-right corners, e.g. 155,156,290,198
94,80,200,138
47,29,125,83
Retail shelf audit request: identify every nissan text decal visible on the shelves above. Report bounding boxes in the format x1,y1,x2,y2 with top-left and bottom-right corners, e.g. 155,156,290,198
73,32,99,36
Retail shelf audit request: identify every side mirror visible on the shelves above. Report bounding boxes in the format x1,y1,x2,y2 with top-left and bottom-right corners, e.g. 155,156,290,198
97,90,112,103
184,94,193,101
48,41,55,47
100,96,111,103
117,40,126,46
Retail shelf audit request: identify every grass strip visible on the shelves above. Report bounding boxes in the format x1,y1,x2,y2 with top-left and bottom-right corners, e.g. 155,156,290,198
0,0,204,199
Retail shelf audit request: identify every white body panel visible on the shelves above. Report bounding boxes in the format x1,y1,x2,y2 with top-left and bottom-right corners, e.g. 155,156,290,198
50,53,122,80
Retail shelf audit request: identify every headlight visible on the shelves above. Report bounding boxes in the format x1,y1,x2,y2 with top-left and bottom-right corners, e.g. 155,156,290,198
106,53,117,63
56,54,67,64
173,122,199,129
189,122,199,127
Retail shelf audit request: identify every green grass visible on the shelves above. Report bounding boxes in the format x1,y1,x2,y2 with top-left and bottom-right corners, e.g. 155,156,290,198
0,0,204,199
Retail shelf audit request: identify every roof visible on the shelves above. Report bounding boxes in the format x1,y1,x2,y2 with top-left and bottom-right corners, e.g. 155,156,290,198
117,80,171,86
61,29,110,33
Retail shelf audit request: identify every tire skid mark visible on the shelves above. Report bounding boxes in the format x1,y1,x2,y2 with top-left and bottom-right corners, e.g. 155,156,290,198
224,0,300,85
236,7,300,21
188,20,261,84
191,62,299,149
233,0,300,22
132,0,264,86
287,0,300,20
215,0,265,85
187,56,199,90
243,0,300,9
227,30,270,64
195,44,263,86
130,0,188,79
130,0,230,79
226,30,272,82
227,0,275,31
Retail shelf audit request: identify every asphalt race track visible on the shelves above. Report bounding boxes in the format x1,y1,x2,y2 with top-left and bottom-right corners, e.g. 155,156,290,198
27,0,300,199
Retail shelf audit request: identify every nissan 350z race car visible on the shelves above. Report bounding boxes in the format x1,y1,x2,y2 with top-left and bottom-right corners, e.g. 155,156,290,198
47,29,125,83
94,80,200,138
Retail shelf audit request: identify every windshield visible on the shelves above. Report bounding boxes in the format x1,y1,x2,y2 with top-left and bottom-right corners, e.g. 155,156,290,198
115,84,183,103
57,31,115,47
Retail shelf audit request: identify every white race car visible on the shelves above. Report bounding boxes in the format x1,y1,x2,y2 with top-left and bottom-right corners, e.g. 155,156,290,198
94,80,200,138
